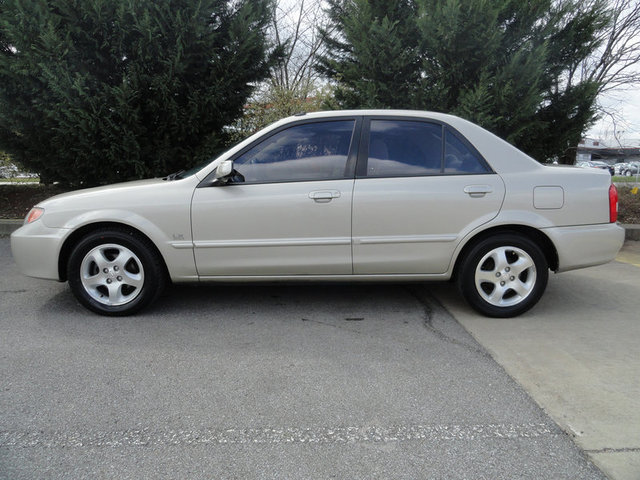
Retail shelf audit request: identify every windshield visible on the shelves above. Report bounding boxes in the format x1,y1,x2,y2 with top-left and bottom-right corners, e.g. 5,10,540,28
165,142,237,180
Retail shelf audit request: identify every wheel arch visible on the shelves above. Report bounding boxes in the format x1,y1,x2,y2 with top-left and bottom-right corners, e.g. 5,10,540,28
58,221,169,282
452,224,559,281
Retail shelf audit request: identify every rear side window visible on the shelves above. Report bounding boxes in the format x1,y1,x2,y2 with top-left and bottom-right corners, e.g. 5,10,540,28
366,120,442,177
364,119,490,177
232,120,355,184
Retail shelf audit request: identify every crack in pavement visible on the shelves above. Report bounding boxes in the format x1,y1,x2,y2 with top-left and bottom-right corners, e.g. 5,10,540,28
300,317,362,334
405,286,491,359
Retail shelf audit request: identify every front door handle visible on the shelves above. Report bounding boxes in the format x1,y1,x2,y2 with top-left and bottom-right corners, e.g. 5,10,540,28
309,190,341,203
464,185,493,197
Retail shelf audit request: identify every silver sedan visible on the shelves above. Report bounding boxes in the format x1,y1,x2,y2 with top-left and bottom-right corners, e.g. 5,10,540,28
11,110,625,317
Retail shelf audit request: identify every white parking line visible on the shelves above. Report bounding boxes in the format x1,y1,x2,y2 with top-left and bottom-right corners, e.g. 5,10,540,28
0,423,560,448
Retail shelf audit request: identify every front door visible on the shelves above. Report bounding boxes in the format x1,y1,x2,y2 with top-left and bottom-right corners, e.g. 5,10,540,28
191,118,359,277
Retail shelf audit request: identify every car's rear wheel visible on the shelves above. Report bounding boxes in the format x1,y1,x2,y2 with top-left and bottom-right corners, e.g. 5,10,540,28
458,233,548,317
67,228,166,316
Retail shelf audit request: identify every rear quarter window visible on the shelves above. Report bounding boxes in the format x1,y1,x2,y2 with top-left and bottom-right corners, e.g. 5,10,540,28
444,129,490,174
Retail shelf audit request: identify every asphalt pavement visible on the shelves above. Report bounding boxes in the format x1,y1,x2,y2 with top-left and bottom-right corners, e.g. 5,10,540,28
0,237,607,479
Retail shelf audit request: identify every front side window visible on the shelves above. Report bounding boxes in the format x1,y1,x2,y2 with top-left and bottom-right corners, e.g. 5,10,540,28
232,120,355,184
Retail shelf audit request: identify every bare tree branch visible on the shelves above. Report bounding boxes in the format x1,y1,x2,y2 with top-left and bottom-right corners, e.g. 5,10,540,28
267,0,330,96
581,0,640,95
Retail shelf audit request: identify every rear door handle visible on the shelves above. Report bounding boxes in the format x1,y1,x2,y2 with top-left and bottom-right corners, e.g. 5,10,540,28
464,185,493,197
309,190,341,202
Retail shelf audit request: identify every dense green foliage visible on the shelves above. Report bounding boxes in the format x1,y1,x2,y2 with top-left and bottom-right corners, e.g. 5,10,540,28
0,150,11,167
318,0,611,163
0,0,275,185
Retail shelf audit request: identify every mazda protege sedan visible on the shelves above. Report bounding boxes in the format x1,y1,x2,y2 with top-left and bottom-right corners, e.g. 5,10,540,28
11,110,625,317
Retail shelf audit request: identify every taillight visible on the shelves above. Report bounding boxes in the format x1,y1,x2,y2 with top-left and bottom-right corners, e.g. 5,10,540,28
25,207,44,224
609,184,618,223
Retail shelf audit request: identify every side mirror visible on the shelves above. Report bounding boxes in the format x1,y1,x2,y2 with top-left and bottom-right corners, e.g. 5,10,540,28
214,160,234,179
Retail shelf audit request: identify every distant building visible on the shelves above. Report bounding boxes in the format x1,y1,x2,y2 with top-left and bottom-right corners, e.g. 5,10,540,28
576,138,640,165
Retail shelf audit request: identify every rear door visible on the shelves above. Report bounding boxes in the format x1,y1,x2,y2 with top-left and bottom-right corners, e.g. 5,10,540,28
352,117,505,274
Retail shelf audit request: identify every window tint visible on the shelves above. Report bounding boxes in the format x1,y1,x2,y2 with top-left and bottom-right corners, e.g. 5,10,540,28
444,129,490,174
366,120,442,177
232,120,355,183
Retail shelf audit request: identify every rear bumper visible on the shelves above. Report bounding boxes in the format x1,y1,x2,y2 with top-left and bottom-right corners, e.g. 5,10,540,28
10,221,68,281
543,223,625,272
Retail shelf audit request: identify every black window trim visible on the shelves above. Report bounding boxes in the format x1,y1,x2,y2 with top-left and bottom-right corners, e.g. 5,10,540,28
198,116,363,187
356,115,494,179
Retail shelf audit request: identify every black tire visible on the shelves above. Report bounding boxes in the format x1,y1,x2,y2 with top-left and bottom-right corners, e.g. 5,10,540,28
457,233,548,318
67,228,166,316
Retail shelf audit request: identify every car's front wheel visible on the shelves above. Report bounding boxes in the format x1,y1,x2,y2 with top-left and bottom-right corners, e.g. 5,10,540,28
458,233,549,317
67,228,166,316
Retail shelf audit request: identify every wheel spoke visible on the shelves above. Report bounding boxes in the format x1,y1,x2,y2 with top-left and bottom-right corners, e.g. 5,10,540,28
122,270,144,289
492,247,510,272
510,255,534,276
476,271,498,284
511,280,530,299
87,250,109,272
85,278,107,290
82,270,102,283
488,284,507,304
114,251,135,270
108,282,133,305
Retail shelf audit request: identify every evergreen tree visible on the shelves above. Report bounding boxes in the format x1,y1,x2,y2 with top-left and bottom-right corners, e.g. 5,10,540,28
0,0,275,185
318,0,611,163
316,0,421,108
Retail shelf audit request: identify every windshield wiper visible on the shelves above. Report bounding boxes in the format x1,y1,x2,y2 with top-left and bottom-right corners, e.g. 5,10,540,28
164,170,185,181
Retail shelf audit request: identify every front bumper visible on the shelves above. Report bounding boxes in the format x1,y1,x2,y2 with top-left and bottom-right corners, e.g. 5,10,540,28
543,223,626,272
10,221,69,281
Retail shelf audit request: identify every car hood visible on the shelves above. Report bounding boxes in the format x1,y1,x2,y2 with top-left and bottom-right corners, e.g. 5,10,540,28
34,176,200,230
37,178,167,208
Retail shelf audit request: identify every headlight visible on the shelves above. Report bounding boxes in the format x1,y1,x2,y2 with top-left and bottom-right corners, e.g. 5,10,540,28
25,207,44,224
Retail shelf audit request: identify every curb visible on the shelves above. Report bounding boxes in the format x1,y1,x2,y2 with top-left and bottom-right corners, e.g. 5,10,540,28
1,218,639,240
0,219,23,236
625,224,640,241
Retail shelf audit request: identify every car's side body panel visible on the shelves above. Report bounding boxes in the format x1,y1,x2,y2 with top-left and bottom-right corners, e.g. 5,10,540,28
13,177,200,282
497,167,613,227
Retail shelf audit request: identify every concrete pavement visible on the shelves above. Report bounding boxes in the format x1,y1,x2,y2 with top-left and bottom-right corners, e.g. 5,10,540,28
431,241,640,480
